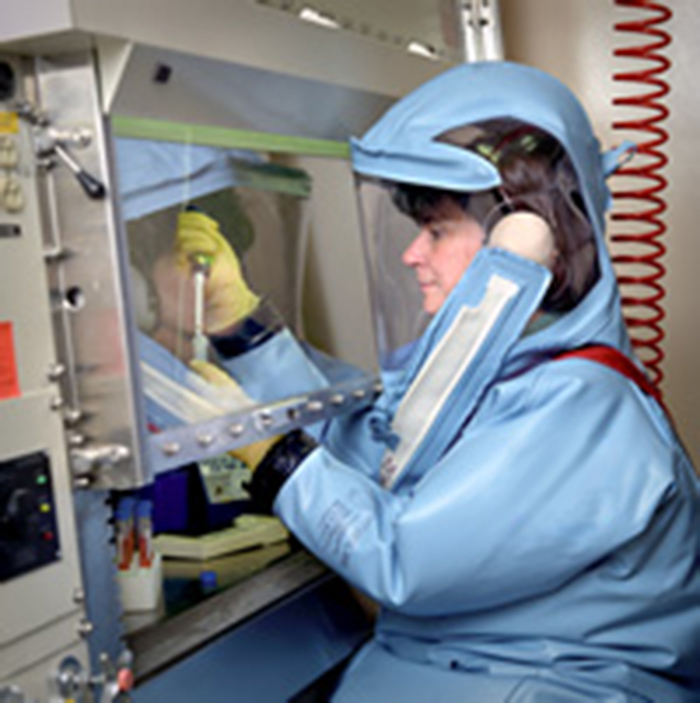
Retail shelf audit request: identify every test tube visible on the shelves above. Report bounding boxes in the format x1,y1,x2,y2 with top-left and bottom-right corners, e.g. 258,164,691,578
191,255,211,362
136,499,154,569
114,497,136,571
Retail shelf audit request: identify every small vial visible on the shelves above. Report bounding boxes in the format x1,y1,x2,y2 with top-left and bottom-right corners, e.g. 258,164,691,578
114,497,136,570
199,570,218,597
136,499,154,568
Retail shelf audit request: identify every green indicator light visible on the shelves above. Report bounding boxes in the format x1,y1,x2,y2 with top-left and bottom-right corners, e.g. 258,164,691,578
36,474,47,485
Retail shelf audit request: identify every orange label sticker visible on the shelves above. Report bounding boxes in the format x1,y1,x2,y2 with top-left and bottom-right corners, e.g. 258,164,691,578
0,321,20,399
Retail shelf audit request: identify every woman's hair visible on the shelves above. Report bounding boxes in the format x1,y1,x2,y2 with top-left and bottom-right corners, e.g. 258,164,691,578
390,184,474,224
391,119,600,312
484,121,599,312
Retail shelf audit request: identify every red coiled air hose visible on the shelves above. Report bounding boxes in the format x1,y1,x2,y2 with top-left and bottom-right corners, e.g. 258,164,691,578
609,0,672,388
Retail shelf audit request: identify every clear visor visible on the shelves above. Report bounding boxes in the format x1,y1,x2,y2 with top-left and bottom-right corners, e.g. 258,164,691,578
354,119,599,371
355,176,499,370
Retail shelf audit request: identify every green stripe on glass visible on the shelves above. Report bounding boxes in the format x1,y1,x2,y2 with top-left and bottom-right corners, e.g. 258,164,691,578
111,115,351,158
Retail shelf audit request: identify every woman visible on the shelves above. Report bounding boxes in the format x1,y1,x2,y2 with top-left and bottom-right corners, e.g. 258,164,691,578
184,62,700,701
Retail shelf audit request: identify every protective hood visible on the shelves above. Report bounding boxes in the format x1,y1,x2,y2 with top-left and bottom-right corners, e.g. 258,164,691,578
351,61,633,374
350,61,634,488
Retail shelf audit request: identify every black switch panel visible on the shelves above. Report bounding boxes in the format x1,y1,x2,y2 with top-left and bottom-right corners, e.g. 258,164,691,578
0,452,61,582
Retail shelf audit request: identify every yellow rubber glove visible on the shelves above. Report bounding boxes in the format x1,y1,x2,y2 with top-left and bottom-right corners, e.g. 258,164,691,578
189,359,279,470
175,210,260,334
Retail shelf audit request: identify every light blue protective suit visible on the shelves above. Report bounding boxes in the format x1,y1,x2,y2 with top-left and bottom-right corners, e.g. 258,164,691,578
138,61,700,702
257,62,700,702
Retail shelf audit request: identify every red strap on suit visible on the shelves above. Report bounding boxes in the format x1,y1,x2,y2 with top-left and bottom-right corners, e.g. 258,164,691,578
554,345,667,414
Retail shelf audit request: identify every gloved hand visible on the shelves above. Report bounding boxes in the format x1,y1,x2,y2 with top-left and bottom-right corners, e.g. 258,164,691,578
189,359,278,470
175,210,260,334
189,358,317,513
488,211,557,270
245,430,317,514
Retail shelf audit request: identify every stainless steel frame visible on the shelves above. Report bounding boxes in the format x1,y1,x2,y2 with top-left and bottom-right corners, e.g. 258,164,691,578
33,51,149,490
5,46,384,695
149,376,382,475
29,47,387,490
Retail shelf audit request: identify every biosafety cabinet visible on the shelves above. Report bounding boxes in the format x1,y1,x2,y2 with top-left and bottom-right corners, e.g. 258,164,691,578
0,1,479,701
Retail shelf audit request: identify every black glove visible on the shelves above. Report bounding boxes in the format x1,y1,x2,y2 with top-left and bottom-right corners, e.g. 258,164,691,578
245,430,317,514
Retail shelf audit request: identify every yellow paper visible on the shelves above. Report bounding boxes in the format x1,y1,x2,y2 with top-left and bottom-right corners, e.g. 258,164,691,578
0,112,19,134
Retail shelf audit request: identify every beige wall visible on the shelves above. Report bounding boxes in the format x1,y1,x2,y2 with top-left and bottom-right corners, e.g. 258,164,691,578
501,0,700,465
297,156,378,373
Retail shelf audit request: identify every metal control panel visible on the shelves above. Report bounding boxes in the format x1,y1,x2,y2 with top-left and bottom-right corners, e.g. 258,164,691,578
0,451,60,582
0,54,93,702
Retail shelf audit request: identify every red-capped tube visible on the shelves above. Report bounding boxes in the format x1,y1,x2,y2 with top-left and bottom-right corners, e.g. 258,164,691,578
610,0,672,388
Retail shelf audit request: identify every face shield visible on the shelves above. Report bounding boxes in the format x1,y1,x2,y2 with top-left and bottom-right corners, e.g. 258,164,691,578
353,117,600,371
355,175,500,370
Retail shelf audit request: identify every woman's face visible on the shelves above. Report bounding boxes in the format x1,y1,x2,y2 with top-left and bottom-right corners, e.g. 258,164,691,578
401,199,485,315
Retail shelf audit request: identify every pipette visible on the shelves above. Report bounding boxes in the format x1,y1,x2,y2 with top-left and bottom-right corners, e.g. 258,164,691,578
190,254,212,362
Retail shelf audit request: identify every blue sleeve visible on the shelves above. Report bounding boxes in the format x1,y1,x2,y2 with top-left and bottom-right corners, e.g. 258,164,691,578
274,361,677,615
218,329,374,442
217,328,330,402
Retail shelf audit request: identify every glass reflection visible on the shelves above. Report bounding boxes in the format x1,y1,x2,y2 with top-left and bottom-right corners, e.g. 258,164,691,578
115,137,339,431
